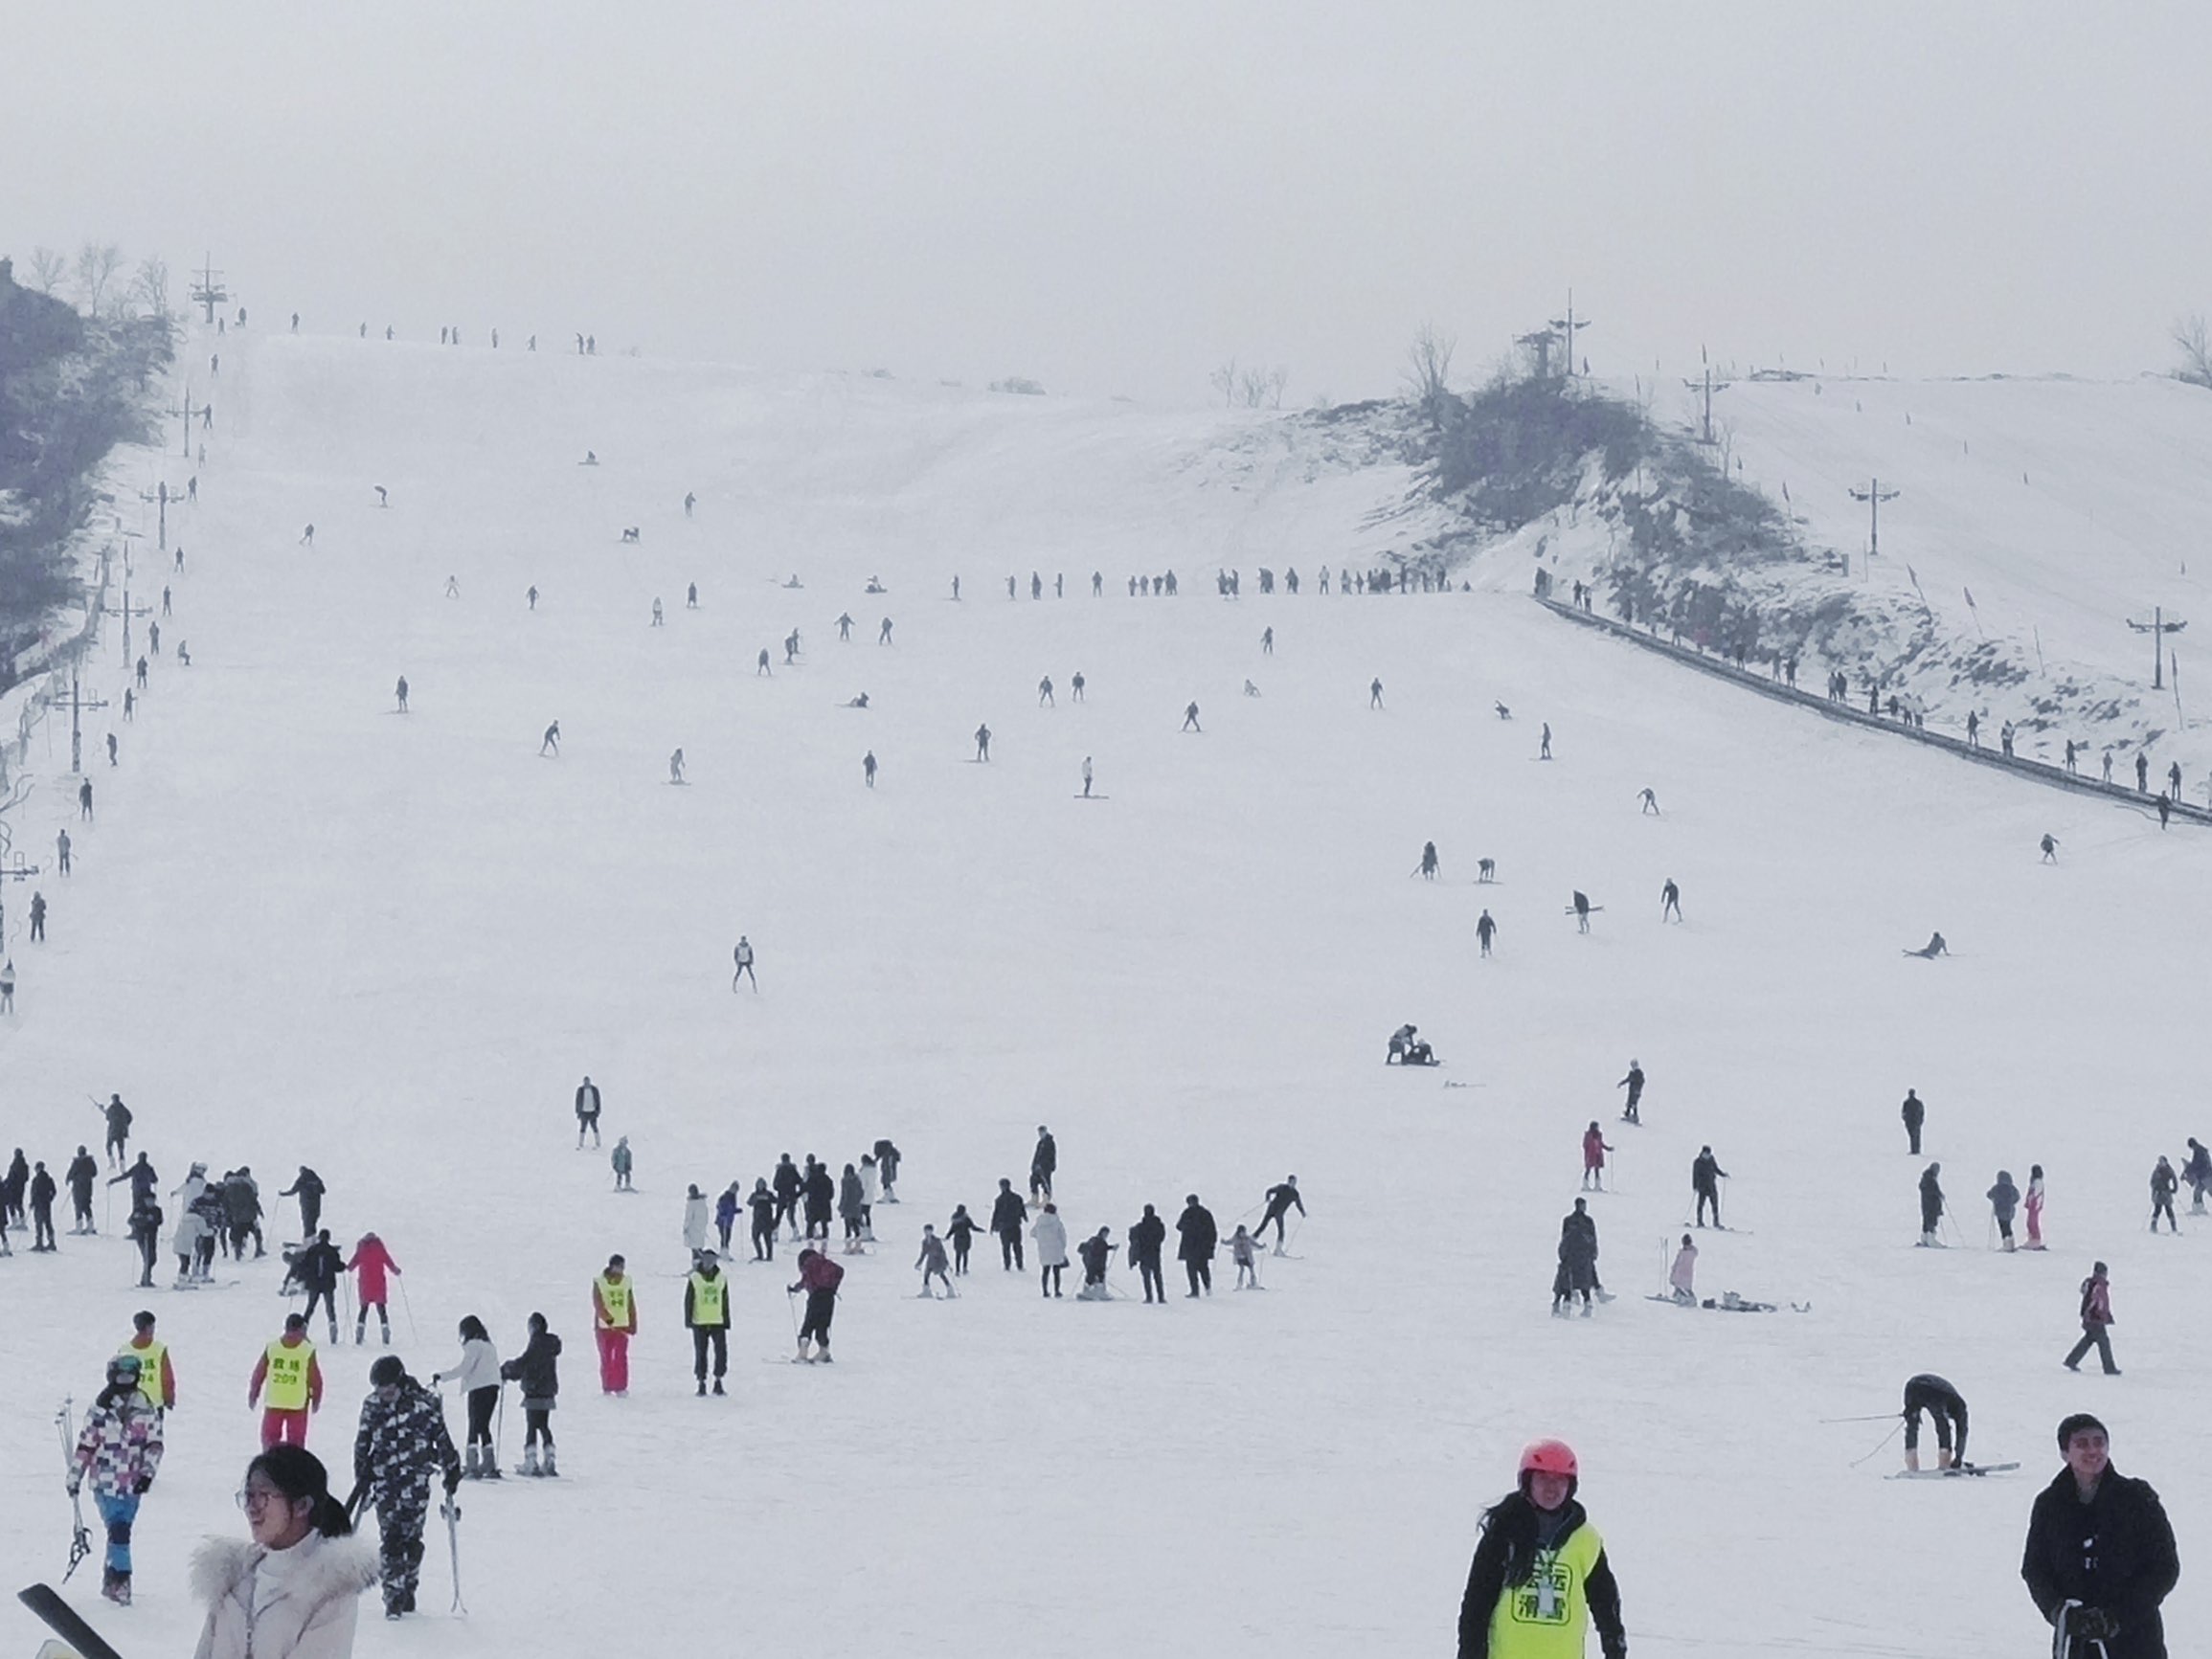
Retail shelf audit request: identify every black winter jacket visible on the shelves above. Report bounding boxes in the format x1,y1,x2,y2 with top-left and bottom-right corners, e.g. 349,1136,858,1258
500,1330,563,1408
2020,1466,2178,1659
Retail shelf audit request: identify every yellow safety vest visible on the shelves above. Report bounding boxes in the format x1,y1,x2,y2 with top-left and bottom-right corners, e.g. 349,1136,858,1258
120,1337,169,1408
595,1273,633,1329
687,1270,728,1327
1488,1524,1604,1659
261,1337,314,1411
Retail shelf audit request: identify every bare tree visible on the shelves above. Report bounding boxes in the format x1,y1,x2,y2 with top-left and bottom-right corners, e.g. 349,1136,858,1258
1209,357,1239,409
131,256,170,319
2174,313,2212,390
1404,324,1456,423
1237,368,1270,409
75,242,124,315
1265,366,1288,410
27,246,67,294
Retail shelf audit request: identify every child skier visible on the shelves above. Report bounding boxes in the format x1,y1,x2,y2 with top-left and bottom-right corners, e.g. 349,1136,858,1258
1227,1223,1262,1289
915,1224,954,1298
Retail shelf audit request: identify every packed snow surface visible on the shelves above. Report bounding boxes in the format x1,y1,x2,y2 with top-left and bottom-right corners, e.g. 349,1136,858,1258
2,333,2205,1658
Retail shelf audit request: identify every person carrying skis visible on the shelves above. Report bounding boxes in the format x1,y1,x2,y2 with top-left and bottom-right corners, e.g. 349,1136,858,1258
1031,1201,1069,1296
352,1355,462,1619
500,1312,561,1474
1456,1439,1627,1659
1616,1061,1644,1123
791,1245,844,1362
1667,1234,1698,1304
575,1074,602,1147
249,1313,325,1448
1989,1170,2021,1251
2149,1157,2179,1232
592,1255,637,1396
2020,1412,2178,1659
1176,1193,1218,1296
1691,1146,1727,1227
1917,1163,1945,1245
1029,1125,1057,1201
686,1251,733,1395
2063,1262,2120,1375
2184,1138,2212,1215
1900,1373,1968,1471
915,1224,955,1297
990,1177,1028,1269
1076,1226,1115,1298
1581,1122,1613,1192
1256,1176,1304,1253
747,1177,779,1260
279,1166,326,1239
1129,1203,1167,1303
294,1229,347,1343
118,1310,176,1413
347,1232,401,1344
429,1316,503,1481
1901,1088,1926,1155
70,1353,166,1604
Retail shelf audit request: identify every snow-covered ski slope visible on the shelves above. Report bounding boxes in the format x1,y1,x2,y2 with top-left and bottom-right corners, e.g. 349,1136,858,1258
2,331,2204,1659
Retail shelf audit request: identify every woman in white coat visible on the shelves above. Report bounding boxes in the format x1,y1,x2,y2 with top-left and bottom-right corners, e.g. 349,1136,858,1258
430,1314,504,1479
192,1444,374,1658
1030,1201,1070,1298
682,1184,711,1257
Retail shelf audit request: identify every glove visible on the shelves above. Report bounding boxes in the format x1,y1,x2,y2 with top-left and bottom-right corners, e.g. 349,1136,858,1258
136,1476,153,1494
2070,1607,2116,1641
443,1469,463,1495
66,1479,80,1498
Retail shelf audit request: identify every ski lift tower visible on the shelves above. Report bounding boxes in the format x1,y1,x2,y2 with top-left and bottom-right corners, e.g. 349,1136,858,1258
1847,479,1901,581
2126,606,2187,690
188,255,227,325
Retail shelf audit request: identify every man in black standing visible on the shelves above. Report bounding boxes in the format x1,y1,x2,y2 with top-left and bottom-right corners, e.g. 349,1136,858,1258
1902,1088,1926,1155
2021,1413,2178,1659
575,1075,601,1149
1128,1204,1166,1303
1029,1126,1056,1202
989,1178,1027,1271
1176,1194,1217,1297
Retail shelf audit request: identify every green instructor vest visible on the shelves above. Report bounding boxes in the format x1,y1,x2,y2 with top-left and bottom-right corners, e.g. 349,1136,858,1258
1488,1523,1603,1659
688,1270,728,1327
261,1337,314,1411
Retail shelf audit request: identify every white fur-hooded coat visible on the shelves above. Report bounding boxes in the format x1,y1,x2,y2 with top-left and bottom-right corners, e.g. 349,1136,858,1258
191,1531,377,1659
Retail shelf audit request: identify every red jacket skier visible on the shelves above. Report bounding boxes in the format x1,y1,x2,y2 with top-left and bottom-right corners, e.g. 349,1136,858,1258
346,1233,401,1345
1581,1123,1614,1192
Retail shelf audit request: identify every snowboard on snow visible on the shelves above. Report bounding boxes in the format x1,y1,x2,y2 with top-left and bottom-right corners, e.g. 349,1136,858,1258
18,1586,124,1659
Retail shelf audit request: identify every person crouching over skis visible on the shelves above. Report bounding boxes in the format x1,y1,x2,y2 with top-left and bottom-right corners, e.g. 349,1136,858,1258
1901,1373,1968,1472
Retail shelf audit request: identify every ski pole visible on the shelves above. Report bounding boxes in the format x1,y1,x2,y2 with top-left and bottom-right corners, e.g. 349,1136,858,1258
494,1389,506,1471
398,1275,418,1341
1848,1418,1905,1467
1820,1412,1907,1424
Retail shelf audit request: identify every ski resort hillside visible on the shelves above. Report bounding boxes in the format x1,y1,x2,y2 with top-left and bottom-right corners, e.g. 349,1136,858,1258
1,325,2205,1659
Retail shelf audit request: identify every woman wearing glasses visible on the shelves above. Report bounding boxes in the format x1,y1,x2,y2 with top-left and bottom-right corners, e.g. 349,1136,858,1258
192,1444,374,1658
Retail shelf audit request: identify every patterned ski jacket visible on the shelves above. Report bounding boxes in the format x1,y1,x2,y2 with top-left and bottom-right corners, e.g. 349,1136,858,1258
352,1379,460,1500
72,1395,165,1499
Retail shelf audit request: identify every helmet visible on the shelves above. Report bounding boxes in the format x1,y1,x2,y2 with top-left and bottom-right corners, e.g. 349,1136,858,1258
1519,1438,1578,1480
106,1354,144,1388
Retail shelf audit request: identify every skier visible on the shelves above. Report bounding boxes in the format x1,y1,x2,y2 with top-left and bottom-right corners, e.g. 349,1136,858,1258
2062,1262,2119,1375
248,1312,325,1448
864,750,877,787
1129,1203,1167,1303
1581,1123,1613,1191
733,934,758,991
747,1178,779,1260
1226,1223,1262,1289
1901,1088,1926,1155
69,1353,165,1604
1017,1129,1053,1205
2042,833,2059,863
2149,1157,2179,1232
1900,1373,1969,1471
125,1191,162,1289
1073,1226,1116,1299
1989,1169,2021,1250
836,613,853,641
1456,1440,1627,1659
1637,787,1659,815
1039,675,1054,706
1261,626,1274,654
1182,701,1202,732
791,1245,844,1362
686,1250,732,1395
106,731,117,767
2025,1164,2048,1249
280,1166,326,1238
1081,755,1094,797
858,1154,880,1237
975,722,991,760
539,721,560,756
1176,1193,1218,1297
1419,841,1439,880
1552,1200,1603,1316
1616,1061,1644,1124
612,1136,634,1191
668,748,685,783
528,585,538,610
1031,1201,1069,1297
711,1182,738,1253
1660,877,1682,922
874,1136,901,1201
192,1443,373,1655
1917,1163,1946,1245
575,1074,602,1147
990,1177,1027,1269
1572,890,1592,933
1691,1147,1727,1227
352,1355,462,1619
772,1154,803,1239
1256,1176,1304,1253
67,1146,98,1233
347,1232,401,1344
118,1310,176,1413
837,1164,867,1254
1667,1234,1698,1304
688,583,698,608
1476,909,1498,957
915,1224,955,1297
294,1229,346,1343
684,1183,711,1258
592,1255,637,1396
430,1316,503,1480
224,1165,266,1258
499,1312,561,1474
2184,1138,2212,1214
1540,722,1552,759
2020,1413,2178,1658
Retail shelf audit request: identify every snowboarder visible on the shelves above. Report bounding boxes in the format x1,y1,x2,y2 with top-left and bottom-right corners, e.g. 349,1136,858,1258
2063,1262,2120,1374
1029,1125,1056,1200
1129,1203,1166,1302
1902,1088,1926,1155
69,1353,166,1604
592,1255,636,1396
1660,877,1682,922
249,1313,325,1448
686,1252,732,1395
2150,1157,2179,1232
1476,909,1498,957
429,1316,503,1481
1917,1163,1945,1245
1031,1202,1068,1296
990,1178,1027,1270
1256,1177,1304,1253
791,1245,844,1362
1989,1169,2021,1250
1617,1060,1645,1123
2020,1412,2177,1657
1081,755,1094,796
1581,1123,1613,1192
575,1075,602,1147
1176,1194,1218,1296
612,1136,634,1191
347,1232,400,1344
1456,1440,1628,1659
1901,1374,1969,1471
1691,1147,1727,1227
1667,1234,1698,1303
1539,722,1552,759
352,1355,462,1617
732,935,756,991
500,1312,561,1475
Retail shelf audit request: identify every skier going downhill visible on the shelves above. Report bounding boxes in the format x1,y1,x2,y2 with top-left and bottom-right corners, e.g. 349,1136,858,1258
1617,1061,1644,1124
1691,1147,1727,1227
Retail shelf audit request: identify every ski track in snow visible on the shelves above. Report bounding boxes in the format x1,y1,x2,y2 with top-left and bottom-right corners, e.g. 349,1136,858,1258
1,332,2206,1658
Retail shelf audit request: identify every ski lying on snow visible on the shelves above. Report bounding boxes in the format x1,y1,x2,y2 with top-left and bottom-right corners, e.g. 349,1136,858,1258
18,1585,125,1659
1887,1462,2020,1479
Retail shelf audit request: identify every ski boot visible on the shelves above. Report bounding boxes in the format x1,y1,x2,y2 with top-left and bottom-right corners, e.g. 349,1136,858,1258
101,1569,130,1605
479,1447,502,1479
462,1445,480,1479
521,1446,540,1477
541,1447,557,1477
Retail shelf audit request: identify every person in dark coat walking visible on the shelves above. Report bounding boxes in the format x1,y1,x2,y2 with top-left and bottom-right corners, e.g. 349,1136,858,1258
772,1154,802,1240
1901,1088,1926,1155
2064,1262,2121,1375
29,1160,58,1249
746,1178,779,1261
1128,1203,1166,1302
1175,1194,1217,1296
1918,1162,1945,1245
500,1312,562,1475
1554,1199,1601,1316
66,1146,99,1233
293,1229,347,1343
279,1168,326,1240
989,1178,1027,1270
1029,1126,1056,1201
1989,1170,2021,1251
945,1203,978,1274
801,1156,835,1242
2021,1413,2178,1659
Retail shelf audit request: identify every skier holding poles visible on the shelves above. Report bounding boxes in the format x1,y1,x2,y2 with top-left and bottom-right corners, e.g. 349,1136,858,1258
67,1354,165,1603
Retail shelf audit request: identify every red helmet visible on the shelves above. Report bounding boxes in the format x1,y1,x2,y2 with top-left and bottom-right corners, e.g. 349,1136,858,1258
1519,1439,1578,1479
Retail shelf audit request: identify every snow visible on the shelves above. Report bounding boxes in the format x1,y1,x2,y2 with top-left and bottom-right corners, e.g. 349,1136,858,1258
2,330,2205,1658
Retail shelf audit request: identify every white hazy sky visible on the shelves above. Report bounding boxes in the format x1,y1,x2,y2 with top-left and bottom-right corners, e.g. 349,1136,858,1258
6,3,2210,405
